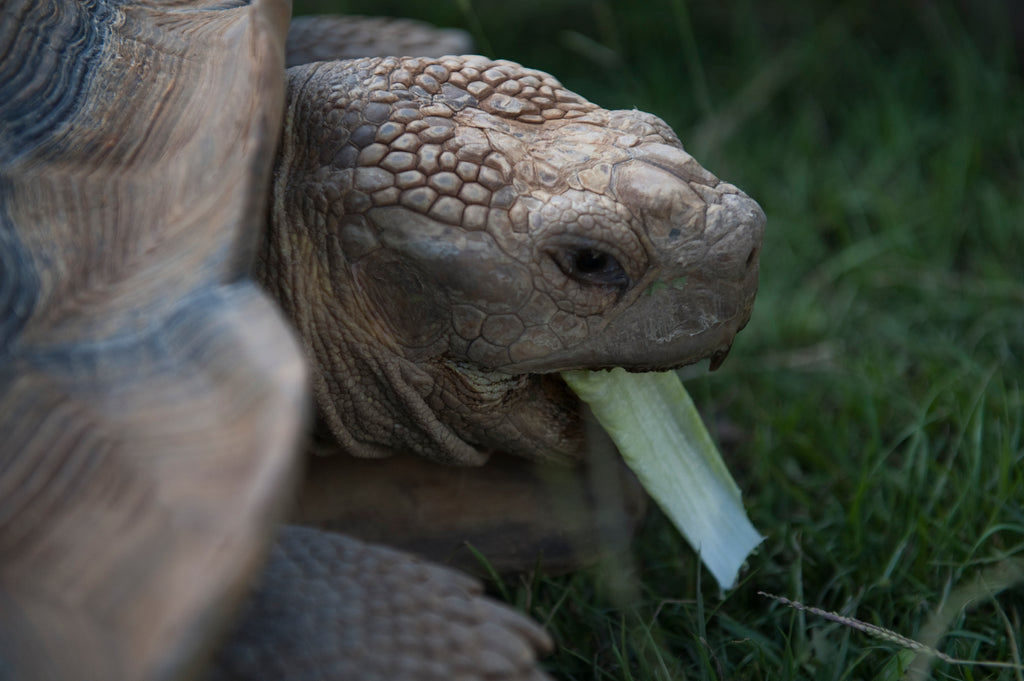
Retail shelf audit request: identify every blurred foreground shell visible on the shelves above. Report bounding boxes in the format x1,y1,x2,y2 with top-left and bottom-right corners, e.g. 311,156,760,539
0,1,309,678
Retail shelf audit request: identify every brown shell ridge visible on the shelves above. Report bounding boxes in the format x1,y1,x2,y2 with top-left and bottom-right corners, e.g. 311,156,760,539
0,1,112,161
0,2,307,681
0,0,109,346
0,202,37,351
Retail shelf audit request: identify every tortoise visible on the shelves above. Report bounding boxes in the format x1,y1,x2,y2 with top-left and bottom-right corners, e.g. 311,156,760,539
0,1,765,680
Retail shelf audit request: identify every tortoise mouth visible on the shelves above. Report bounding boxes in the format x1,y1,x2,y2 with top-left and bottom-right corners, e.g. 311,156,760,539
496,308,747,376
447,338,734,465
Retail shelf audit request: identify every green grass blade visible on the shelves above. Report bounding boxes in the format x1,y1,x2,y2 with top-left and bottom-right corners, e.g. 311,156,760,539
563,368,763,590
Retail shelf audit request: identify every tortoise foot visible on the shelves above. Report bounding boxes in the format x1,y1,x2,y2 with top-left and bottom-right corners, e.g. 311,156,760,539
208,526,554,681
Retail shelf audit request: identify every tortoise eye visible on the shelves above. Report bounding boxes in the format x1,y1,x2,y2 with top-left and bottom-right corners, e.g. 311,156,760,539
553,247,629,287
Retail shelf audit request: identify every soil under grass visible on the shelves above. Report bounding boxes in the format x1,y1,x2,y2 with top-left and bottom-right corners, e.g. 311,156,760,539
293,1,1024,677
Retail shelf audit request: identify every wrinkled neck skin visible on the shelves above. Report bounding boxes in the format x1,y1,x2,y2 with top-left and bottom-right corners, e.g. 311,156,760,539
258,55,765,467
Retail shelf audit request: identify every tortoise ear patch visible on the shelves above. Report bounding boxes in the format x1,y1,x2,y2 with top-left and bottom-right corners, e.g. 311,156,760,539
353,248,449,353
370,205,534,314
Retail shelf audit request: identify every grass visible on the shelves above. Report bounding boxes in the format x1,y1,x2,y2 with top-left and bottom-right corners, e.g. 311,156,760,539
292,1,1024,678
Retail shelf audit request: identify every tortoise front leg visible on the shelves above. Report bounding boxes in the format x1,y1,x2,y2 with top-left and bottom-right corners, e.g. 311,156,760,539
208,527,554,681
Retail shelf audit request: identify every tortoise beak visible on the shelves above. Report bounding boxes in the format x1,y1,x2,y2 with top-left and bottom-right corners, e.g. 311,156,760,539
709,345,732,371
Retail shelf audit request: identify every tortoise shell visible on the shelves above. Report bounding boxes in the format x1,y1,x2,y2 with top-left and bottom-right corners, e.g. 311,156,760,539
0,1,305,677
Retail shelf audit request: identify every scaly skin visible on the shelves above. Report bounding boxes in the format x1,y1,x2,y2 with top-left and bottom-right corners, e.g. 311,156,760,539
259,55,765,466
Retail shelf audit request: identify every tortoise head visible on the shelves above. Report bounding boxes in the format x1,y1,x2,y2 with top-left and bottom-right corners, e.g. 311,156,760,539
261,55,764,465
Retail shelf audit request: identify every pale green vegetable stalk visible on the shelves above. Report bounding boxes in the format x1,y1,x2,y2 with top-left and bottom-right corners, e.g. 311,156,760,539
562,367,763,590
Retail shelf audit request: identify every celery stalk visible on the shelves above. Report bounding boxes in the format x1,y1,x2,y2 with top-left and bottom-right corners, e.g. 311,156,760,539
562,367,762,590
